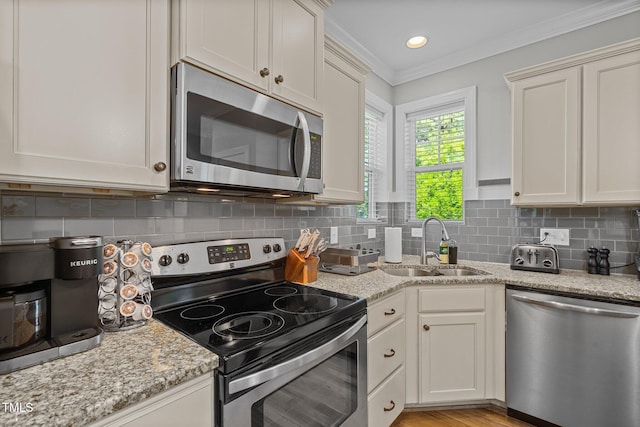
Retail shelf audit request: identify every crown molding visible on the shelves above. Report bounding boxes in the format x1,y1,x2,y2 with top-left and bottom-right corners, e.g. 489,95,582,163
326,0,640,86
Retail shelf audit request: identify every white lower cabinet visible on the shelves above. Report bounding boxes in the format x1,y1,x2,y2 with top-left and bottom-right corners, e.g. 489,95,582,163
88,373,214,427
405,285,505,406
367,290,405,427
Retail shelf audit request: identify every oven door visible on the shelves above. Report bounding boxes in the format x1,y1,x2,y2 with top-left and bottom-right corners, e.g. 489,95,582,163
172,62,323,195
217,314,367,427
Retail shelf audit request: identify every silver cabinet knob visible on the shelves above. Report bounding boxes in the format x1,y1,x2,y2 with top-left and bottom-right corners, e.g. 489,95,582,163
153,162,167,172
423,324,430,331
259,67,270,77
274,75,284,84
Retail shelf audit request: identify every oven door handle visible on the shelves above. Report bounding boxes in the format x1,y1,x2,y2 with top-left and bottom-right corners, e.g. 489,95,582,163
296,111,311,191
228,315,366,395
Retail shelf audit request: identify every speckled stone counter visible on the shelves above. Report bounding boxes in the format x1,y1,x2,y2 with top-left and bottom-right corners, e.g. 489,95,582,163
2,257,638,426
310,255,640,304
0,320,217,427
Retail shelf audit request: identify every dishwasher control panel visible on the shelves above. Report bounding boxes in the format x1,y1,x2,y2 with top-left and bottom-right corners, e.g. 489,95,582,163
510,243,559,274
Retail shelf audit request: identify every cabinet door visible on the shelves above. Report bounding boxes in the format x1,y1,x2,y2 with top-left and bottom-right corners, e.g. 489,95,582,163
179,0,270,92
511,68,581,206
271,0,323,114
419,313,485,403
0,0,169,193
314,39,367,203
88,373,214,427
583,50,640,205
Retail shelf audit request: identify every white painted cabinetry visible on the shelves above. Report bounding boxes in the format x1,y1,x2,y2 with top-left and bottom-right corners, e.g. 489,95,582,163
367,290,405,427
507,38,640,207
0,0,170,194
405,285,505,406
172,0,328,115
88,373,214,427
314,36,369,203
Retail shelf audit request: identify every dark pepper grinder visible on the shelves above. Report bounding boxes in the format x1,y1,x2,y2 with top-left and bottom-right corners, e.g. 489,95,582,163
587,247,599,274
598,247,610,275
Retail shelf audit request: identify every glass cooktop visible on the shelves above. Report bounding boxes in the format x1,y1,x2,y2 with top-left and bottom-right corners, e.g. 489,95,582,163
153,282,365,373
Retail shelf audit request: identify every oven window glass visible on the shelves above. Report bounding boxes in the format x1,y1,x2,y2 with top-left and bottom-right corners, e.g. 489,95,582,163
251,342,358,427
186,92,302,177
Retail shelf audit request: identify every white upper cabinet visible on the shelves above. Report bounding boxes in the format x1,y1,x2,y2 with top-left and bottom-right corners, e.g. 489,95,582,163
582,50,640,205
506,38,640,207
314,36,369,203
0,0,170,194
173,0,328,115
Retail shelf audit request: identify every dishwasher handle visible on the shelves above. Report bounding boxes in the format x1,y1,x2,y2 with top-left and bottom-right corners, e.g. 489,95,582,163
512,294,639,318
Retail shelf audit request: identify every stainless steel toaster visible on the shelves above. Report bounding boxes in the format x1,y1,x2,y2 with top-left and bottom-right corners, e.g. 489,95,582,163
510,243,559,274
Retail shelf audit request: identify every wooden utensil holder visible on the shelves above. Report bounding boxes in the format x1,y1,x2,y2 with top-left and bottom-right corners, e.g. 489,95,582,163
284,249,319,284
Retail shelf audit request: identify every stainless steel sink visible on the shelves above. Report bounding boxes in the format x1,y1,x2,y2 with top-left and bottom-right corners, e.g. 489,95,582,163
434,268,481,276
381,267,437,277
381,267,483,277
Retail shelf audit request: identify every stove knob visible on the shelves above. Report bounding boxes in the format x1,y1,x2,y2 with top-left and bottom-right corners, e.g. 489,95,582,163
159,255,172,267
273,243,282,253
177,253,190,264
263,245,272,254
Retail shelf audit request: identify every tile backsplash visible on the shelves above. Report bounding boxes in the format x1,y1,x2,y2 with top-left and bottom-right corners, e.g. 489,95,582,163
1,193,638,275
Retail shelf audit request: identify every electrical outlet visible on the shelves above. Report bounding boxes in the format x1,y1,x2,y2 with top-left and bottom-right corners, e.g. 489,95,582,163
411,228,422,238
330,227,338,244
368,229,376,239
540,228,570,246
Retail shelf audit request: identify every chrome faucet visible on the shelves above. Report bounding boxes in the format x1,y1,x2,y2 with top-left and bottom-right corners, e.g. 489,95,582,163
421,216,451,264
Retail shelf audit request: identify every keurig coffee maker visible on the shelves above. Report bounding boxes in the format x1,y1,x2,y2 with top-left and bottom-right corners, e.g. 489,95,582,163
0,236,104,374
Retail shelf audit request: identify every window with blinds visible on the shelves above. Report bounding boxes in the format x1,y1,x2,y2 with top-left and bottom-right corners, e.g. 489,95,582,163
357,107,385,220
405,103,465,221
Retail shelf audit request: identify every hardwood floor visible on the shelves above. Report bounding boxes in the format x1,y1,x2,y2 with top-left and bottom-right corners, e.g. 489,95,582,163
390,407,533,427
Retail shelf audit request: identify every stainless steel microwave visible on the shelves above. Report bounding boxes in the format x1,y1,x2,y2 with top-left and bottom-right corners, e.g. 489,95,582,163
171,63,323,197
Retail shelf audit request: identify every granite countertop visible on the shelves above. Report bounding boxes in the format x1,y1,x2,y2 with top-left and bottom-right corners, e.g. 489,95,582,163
0,320,217,427
310,255,640,303
2,256,638,426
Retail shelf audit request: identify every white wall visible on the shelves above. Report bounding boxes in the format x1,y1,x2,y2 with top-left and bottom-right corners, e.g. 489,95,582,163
369,11,640,198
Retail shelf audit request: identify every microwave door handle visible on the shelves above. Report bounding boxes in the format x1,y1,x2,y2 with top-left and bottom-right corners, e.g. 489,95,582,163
296,111,311,190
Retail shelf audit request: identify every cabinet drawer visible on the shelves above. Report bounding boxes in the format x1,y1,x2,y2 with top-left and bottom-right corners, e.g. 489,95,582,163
368,319,405,393
368,366,405,427
419,287,485,312
368,291,405,336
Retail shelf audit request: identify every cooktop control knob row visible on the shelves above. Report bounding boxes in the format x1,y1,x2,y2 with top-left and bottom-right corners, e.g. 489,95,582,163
262,244,283,254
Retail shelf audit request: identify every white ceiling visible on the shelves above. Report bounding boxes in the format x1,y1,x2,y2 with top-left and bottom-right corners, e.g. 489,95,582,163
325,0,640,86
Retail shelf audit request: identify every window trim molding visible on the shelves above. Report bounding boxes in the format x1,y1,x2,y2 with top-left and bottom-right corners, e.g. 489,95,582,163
357,90,393,224
394,86,478,209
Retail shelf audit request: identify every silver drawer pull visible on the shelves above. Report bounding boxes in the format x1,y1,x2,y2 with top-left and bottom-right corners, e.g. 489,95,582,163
384,308,396,316
383,349,396,358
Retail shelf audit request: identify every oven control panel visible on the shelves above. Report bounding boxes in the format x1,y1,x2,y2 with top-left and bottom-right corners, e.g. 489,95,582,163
151,237,285,277
208,243,250,264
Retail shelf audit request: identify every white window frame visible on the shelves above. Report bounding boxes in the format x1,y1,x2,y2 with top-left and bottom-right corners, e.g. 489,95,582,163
357,90,393,224
394,86,478,223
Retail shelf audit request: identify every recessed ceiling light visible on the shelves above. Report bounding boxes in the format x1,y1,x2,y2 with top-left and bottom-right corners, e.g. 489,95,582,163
406,35,428,49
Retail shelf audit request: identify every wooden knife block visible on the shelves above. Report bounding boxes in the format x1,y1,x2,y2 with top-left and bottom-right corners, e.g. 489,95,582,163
284,249,319,284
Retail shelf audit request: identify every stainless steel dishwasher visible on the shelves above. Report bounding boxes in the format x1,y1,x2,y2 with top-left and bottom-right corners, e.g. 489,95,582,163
506,286,640,427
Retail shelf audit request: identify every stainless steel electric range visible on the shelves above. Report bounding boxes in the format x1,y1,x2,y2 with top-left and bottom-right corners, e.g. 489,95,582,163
150,237,368,427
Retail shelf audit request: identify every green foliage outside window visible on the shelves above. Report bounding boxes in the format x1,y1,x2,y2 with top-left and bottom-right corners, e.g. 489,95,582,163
414,111,464,221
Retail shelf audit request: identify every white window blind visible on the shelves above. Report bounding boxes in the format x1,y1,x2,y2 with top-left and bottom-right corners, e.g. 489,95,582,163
405,102,465,221
358,106,386,220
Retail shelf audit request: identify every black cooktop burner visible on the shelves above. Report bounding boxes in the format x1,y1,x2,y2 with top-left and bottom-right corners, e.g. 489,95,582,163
264,286,297,296
273,294,338,315
180,304,225,320
213,311,285,340
153,282,365,373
